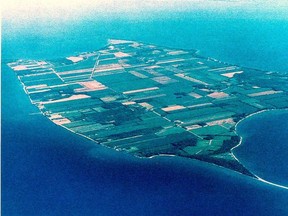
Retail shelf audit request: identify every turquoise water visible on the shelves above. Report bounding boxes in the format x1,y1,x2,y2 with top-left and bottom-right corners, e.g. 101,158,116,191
2,13,288,215
3,16,288,72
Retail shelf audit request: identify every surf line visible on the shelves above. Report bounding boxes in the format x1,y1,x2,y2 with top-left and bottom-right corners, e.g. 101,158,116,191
232,108,288,190
255,175,288,190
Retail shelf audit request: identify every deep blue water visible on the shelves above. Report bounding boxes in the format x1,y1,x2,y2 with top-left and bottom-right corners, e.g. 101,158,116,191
234,110,288,187
2,13,288,215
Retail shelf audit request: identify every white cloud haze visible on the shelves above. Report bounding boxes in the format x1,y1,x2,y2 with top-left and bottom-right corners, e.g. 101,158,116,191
2,0,288,21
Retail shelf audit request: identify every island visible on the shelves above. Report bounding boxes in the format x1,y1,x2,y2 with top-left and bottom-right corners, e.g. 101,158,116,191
8,39,288,178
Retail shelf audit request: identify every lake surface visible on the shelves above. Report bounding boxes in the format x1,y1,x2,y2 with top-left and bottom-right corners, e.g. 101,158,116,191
2,13,288,215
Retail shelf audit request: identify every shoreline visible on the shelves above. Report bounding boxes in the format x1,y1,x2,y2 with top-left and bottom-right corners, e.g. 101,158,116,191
42,103,288,190
232,108,288,189
10,47,288,190
59,107,288,190
13,61,288,190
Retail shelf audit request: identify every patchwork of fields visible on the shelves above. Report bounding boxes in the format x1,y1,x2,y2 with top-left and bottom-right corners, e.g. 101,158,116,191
9,39,288,177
